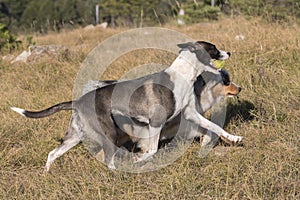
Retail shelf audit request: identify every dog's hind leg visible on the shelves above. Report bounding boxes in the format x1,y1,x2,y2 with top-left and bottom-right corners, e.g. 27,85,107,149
45,113,82,171
102,136,118,170
45,130,81,171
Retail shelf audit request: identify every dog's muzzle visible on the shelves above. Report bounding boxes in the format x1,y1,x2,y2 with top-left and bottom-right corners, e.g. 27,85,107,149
219,51,231,60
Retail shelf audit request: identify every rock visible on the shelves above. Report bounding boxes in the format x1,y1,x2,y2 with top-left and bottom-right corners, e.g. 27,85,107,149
96,22,108,29
83,24,95,31
235,34,245,41
30,45,67,56
11,50,31,63
11,45,69,64
2,54,15,62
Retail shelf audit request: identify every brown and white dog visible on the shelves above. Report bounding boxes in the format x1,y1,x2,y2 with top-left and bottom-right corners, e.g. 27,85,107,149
11,41,243,171
160,69,241,147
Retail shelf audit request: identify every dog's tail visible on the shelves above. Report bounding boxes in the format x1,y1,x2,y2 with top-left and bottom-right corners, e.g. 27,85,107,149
11,101,74,118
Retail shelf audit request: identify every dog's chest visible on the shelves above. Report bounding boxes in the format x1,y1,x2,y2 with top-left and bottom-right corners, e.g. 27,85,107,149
165,74,197,119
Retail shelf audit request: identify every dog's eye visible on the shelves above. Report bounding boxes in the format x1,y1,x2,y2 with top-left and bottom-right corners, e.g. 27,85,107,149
223,79,230,86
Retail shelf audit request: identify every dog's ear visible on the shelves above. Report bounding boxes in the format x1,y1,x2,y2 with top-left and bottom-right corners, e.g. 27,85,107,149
178,42,211,65
219,69,230,85
177,42,197,52
193,42,212,65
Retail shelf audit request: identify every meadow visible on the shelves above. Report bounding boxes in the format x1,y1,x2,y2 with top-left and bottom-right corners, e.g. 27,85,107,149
0,17,299,199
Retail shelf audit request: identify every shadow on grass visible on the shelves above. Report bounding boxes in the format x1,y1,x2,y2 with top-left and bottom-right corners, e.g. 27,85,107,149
224,99,256,127
214,99,256,147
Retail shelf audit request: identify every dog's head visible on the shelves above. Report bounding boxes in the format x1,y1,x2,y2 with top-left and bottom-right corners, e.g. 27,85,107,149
177,41,230,65
218,69,241,97
194,69,241,111
196,41,230,60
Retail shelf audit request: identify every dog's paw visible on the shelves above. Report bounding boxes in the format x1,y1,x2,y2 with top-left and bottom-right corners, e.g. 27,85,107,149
108,162,116,170
44,164,50,172
107,151,117,170
222,133,243,143
224,134,243,143
133,152,154,163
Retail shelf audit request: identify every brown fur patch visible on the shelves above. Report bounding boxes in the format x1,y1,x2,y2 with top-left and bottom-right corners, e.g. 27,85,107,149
224,83,240,96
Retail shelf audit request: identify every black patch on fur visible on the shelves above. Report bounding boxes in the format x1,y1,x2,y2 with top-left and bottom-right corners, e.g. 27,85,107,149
194,75,206,97
219,69,230,86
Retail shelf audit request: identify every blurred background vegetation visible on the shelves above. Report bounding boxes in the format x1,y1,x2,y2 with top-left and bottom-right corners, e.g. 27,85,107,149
1,0,299,32
0,0,299,51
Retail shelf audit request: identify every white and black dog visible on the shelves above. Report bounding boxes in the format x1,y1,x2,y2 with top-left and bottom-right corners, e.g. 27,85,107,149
11,41,243,171
82,69,242,156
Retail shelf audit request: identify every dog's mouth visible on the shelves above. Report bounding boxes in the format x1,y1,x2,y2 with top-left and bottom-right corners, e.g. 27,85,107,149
218,51,231,60
227,93,239,98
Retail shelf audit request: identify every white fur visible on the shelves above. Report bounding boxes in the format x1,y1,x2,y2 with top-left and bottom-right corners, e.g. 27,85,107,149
165,50,219,120
184,104,243,143
219,50,230,60
11,107,25,117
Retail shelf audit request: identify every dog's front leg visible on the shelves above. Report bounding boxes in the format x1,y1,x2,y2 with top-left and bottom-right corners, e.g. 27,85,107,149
184,107,243,143
201,130,219,147
135,126,162,162
201,104,227,147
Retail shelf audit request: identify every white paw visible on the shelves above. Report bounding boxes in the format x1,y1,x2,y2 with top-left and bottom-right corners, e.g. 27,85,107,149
108,161,116,170
44,164,50,172
108,152,117,170
228,135,243,143
133,152,154,163
108,163,117,170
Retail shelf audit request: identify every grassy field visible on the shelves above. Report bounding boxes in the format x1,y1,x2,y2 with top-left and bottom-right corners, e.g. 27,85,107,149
0,17,299,199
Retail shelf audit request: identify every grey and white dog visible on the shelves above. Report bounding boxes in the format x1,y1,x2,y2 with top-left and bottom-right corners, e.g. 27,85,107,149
11,41,243,171
82,69,242,156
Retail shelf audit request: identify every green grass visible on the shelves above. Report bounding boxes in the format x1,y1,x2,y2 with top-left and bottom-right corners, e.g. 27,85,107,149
0,17,299,199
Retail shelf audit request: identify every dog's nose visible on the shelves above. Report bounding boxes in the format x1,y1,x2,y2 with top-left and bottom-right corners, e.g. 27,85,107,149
238,87,242,93
227,52,231,57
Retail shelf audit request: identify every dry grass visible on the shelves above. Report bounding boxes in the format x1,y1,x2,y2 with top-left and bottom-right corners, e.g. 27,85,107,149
0,17,299,199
